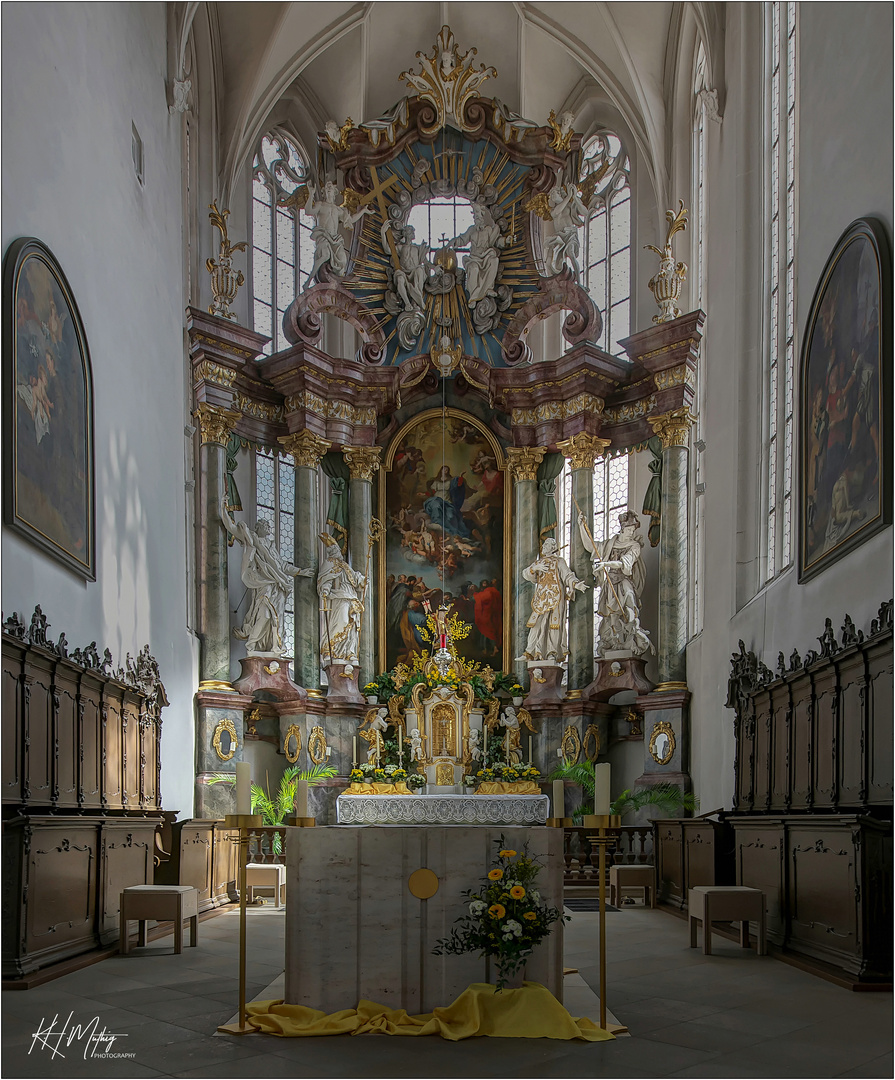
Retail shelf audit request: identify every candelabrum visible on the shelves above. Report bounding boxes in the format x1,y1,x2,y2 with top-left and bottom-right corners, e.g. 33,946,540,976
217,814,262,1036
206,201,247,321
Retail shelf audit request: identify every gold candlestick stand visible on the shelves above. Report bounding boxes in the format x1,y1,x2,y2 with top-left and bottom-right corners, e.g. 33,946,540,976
582,813,613,1032
218,813,263,1035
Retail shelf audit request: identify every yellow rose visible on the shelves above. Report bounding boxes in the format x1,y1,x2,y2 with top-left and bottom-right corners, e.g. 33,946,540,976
499,849,517,857
510,885,526,900
523,911,537,921
488,868,504,881
488,903,506,919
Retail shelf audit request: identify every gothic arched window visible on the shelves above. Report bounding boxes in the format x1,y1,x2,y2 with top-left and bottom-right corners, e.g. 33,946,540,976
577,133,632,357
251,131,314,356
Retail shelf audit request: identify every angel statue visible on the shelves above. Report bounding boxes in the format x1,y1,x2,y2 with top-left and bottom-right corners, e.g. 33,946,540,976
220,497,313,656
466,727,483,763
359,726,385,765
305,180,374,280
409,727,426,762
543,183,588,277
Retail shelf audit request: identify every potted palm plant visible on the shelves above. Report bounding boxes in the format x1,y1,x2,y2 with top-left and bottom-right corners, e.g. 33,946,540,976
208,763,336,855
547,761,699,821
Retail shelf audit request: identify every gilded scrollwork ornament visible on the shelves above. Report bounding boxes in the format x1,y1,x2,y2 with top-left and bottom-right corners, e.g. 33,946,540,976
283,724,302,764
212,717,238,761
644,201,689,324
206,201,247,320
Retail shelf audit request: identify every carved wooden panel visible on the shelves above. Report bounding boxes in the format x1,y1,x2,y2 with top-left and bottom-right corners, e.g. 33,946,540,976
790,686,813,810
102,689,123,808
54,666,79,810
2,655,22,803
79,680,103,811
770,684,791,812
27,664,54,805
752,688,772,811
654,821,683,908
733,820,786,944
99,820,159,945
122,697,141,809
866,640,894,805
837,652,866,808
812,666,838,808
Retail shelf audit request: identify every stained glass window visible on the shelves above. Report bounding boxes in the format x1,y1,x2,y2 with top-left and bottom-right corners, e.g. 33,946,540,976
251,131,313,356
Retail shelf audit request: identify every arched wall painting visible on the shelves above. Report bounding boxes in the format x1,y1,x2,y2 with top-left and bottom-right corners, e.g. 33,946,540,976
3,238,95,580
379,409,510,672
799,218,890,582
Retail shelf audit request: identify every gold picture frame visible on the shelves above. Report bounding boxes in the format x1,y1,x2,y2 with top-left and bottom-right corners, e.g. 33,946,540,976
283,723,302,764
212,717,238,761
649,720,675,766
378,407,511,673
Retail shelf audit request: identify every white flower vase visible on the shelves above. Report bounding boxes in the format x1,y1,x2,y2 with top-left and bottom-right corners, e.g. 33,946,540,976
512,696,523,706
366,695,378,704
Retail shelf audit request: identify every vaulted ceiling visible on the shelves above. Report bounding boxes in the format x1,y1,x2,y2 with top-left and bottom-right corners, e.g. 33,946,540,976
173,2,724,207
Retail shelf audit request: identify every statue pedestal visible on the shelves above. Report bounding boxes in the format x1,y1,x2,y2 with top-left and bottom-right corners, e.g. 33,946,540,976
324,661,363,704
524,662,565,706
231,655,306,702
585,656,654,701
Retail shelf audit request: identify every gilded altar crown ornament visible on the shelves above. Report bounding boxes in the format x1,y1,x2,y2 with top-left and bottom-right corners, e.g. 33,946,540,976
645,201,689,324
430,334,462,378
399,25,496,135
206,201,247,320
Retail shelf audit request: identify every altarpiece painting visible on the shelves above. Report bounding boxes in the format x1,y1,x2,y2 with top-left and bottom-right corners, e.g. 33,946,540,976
380,409,509,671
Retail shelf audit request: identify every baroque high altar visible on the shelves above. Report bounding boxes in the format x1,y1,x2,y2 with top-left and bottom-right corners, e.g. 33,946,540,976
190,28,704,822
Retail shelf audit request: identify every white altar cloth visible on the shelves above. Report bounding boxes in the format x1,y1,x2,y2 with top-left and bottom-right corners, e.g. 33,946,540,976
336,792,549,825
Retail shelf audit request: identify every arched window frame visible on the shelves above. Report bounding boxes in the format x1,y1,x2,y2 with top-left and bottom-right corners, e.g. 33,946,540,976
763,2,798,583
253,445,296,658
250,129,314,357
575,131,632,358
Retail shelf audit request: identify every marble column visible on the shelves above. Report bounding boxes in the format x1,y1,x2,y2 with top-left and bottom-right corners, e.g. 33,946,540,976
279,430,331,690
195,402,241,683
342,445,382,690
506,447,546,690
557,434,610,692
647,407,695,686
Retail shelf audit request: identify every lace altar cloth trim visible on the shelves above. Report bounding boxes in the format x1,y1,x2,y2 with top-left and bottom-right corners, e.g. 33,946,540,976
336,793,550,825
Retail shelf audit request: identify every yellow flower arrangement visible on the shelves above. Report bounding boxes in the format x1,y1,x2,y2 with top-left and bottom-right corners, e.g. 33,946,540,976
523,911,537,921
510,885,526,899
488,868,504,881
488,903,506,919
499,849,517,857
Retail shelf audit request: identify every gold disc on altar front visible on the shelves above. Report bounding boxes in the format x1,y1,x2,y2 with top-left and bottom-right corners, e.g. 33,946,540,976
408,868,439,899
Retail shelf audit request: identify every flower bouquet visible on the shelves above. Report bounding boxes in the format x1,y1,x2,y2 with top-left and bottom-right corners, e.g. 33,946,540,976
433,837,567,990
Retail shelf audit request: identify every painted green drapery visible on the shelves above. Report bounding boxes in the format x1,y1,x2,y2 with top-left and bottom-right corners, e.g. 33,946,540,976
321,451,350,554
224,434,243,511
536,453,566,544
642,436,662,547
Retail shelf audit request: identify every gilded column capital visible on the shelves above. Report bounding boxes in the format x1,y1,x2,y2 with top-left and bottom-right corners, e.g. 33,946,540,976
505,446,546,483
342,445,383,482
647,407,697,450
279,429,331,468
556,433,611,471
194,402,240,446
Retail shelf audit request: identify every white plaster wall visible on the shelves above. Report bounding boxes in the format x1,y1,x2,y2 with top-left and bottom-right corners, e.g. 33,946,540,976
1,2,198,816
686,3,894,812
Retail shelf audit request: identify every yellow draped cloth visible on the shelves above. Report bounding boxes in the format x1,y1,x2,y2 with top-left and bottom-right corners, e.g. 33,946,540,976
346,782,412,794
245,982,613,1042
476,781,542,795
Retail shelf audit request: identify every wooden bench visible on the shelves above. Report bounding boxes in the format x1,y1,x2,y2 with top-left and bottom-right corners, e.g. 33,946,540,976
609,864,656,908
119,885,199,955
688,885,767,956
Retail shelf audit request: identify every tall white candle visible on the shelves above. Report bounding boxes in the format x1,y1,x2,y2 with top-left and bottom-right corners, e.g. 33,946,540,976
353,736,357,767
594,762,611,815
296,778,309,819
552,779,565,819
483,724,488,754
528,736,533,766
235,762,251,815
398,727,403,767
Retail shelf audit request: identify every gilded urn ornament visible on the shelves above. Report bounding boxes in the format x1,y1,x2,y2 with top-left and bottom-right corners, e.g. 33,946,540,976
645,201,689,323
206,201,247,320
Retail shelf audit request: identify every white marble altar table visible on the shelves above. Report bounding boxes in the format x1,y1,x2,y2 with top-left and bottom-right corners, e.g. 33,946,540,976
336,792,549,825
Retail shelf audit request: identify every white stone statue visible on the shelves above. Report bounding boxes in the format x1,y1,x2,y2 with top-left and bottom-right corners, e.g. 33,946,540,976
220,497,313,656
578,509,653,657
384,223,431,311
409,727,425,762
466,727,483,762
516,537,588,662
305,180,374,280
318,533,366,666
543,183,588,277
449,203,505,307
